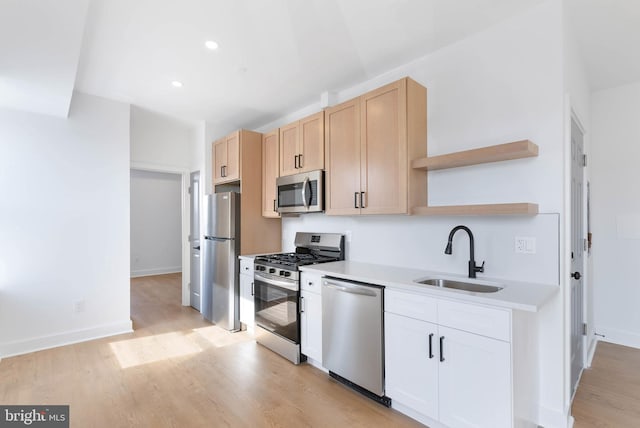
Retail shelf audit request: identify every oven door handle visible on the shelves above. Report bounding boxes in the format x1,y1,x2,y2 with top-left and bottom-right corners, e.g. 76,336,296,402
301,176,310,209
254,272,299,291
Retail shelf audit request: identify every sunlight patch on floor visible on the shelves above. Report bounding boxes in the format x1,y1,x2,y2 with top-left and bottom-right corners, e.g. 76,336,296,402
109,332,202,368
191,325,254,348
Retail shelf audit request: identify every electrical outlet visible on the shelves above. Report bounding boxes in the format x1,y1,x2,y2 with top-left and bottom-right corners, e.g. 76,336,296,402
515,237,536,254
74,299,85,313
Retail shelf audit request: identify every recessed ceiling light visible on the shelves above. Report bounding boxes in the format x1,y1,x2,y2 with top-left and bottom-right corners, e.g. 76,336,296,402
205,40,219,50
171,80,183,88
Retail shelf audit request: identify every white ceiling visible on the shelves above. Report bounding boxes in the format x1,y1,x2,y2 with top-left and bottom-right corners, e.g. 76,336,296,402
2,0,640,124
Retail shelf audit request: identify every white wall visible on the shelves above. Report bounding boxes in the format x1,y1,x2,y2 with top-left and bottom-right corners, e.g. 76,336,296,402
130,106,198,169
259,2,569,426
130,169,182,277
0,92,131,357
591,81,640,348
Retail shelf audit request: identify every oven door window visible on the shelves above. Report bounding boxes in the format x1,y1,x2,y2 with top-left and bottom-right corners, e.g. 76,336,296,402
278,180,317,208
254,279,299,343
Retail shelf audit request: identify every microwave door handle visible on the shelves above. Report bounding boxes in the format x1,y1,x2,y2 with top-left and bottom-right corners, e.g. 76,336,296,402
301,176,310,209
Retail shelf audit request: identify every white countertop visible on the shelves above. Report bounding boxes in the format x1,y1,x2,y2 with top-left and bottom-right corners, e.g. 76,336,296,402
299,261,558,312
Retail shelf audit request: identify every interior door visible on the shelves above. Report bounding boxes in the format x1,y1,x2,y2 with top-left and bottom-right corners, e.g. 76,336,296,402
570,117,586,397
189,171,201,311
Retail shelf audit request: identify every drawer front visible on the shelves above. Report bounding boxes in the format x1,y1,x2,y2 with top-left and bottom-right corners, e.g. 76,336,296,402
240,258,254,276
385,289,437,324
300,272,323,294
437,299,511,342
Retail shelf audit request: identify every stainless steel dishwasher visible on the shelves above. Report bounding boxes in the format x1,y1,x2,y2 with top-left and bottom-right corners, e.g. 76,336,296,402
322,277,390,406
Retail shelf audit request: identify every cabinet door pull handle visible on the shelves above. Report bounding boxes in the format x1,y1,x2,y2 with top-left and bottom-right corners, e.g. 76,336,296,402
429,333,434,359
273,199,277,212
300,296,305,313
360,191,365,208
220,166,224,178
298,153,303,168
354,192,359,209
294,155,299,169
251,282,254,296
439,336,445,362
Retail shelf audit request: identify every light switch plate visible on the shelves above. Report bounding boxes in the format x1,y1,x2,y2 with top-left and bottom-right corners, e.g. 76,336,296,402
515,236,536,254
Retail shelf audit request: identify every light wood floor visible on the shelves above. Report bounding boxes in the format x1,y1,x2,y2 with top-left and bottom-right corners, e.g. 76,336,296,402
0,273,423,428
572,341,640,427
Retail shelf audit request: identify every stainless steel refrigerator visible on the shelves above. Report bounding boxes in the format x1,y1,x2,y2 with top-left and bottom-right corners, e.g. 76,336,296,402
202,192,240,331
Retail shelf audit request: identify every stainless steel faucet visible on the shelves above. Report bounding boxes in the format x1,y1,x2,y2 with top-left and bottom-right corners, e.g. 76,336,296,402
445,225,485,278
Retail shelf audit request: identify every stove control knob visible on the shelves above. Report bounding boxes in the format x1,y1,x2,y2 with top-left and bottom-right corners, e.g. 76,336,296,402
269,268,276,274
279,270,285,276
256,266,264,271
284,271,291,277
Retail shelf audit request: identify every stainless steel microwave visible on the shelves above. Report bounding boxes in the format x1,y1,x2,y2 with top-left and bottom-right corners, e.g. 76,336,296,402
276,170,324,214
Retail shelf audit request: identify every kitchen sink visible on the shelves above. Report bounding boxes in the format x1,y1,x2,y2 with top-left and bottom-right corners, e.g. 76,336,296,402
414,278,503,293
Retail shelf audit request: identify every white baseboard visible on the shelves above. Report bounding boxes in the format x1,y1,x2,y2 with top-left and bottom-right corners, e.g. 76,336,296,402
130,267,182,278
538,404,571,428
0,320,133,358
586,335,598,367
597,327,640,350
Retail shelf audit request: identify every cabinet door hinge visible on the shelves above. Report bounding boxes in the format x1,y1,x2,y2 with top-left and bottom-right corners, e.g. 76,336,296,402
582,154,587,167
582,323,587,335
584,238,588,251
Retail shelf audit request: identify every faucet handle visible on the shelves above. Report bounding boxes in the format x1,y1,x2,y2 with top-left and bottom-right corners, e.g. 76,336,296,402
476,261,485,273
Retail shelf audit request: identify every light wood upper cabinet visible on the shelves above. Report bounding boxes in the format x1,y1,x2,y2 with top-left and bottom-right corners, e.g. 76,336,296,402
279,111,324,176
212,131,241,184
299,112,324,172
210,129,282,255
262,129,280,218
325,98,361,215
325,77,426,215
213,138,226,183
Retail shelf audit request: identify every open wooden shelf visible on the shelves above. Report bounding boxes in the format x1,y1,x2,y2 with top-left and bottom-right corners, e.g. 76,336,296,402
412,203,539,216
411,140,538,171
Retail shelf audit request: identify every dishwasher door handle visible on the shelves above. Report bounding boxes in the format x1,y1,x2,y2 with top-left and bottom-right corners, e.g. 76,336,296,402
323,281,378,297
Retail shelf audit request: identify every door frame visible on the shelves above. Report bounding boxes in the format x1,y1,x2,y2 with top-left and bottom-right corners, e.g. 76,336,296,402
130,162,191,306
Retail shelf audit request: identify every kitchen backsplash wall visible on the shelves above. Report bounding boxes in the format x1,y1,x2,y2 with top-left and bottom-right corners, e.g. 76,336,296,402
282,213,559,286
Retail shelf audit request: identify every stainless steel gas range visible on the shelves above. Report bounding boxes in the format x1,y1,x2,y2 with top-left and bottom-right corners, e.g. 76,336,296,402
253,232,344,364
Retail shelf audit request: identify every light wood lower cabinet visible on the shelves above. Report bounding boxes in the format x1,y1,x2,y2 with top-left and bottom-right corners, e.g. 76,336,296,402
385,290,513,428
300,272,323,363
262,129,279,218
325,77,426,215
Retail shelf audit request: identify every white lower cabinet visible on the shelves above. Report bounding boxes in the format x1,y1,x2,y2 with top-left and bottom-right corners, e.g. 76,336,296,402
385,289,513,428
300,272,323,363
239,259,254,329
385,312,439,418
437,325,511,428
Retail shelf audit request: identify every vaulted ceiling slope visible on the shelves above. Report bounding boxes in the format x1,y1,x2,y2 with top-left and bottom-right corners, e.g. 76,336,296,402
0,0,89,117
73,0,547,127
2,1,640,123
